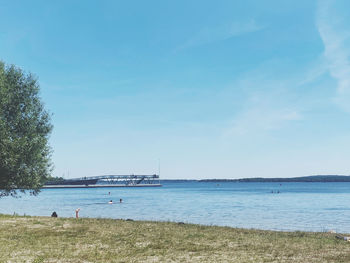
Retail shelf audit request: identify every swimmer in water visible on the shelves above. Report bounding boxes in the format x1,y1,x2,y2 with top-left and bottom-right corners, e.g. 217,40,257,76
120,198,123,203
108,200,113,204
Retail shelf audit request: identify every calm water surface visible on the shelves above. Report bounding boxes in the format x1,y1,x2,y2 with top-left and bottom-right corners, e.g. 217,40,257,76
1,181,350,232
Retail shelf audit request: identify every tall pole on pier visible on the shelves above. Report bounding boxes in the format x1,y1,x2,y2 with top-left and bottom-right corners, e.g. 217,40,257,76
158,159,160,177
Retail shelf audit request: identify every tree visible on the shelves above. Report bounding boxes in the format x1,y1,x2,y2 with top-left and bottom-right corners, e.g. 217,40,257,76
0,61,53,197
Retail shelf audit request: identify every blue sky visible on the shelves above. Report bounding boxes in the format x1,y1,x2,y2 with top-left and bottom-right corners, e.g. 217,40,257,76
1,0,350,179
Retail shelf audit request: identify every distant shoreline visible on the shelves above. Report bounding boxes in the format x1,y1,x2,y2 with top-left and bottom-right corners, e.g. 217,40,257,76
161,175,350,182
197,175,350,183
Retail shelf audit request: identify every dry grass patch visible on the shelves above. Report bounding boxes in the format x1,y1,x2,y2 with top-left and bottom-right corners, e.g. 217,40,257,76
0,214,349,262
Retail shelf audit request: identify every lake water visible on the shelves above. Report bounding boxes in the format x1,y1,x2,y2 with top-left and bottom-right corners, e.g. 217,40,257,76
1,181,350,233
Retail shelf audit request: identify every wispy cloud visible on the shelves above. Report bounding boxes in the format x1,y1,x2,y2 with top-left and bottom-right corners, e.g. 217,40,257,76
297,57,328,86
226,0,350,139
317,0,350,112
223,89,302,137
220,51,336,139
178,19,264,50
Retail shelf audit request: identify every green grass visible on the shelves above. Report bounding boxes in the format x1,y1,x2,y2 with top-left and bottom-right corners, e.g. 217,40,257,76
0,214,349,262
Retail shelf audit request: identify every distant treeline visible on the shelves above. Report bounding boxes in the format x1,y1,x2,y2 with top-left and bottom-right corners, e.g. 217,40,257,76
199,175,350,183
160,180,197,183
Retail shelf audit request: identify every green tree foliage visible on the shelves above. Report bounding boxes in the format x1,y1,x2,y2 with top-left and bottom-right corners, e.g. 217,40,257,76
0,61,53,197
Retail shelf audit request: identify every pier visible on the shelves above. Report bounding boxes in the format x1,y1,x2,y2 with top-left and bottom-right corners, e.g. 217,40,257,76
44,174,161,188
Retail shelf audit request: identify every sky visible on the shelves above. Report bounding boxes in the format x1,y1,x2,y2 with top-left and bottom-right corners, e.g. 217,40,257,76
1,0,350,179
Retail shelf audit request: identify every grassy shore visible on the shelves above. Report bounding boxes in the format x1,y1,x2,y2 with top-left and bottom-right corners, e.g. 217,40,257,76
0,214,349,263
